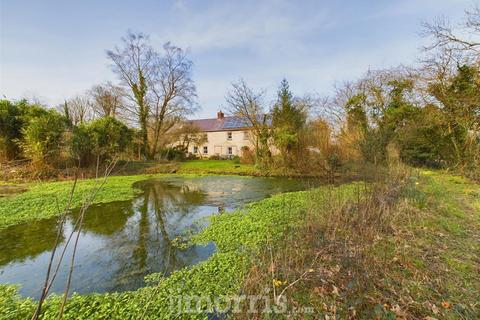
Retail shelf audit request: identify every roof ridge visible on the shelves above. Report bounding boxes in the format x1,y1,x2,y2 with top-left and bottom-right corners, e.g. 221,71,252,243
190,116,236,121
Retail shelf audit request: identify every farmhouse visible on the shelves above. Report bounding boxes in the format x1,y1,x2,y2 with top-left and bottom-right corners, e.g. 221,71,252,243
187,111,254,157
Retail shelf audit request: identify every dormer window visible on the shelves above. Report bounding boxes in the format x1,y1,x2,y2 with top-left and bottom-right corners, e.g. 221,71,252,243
227,131,232,140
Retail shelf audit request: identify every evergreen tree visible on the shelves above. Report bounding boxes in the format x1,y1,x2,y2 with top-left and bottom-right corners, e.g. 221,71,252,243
271,79,306,166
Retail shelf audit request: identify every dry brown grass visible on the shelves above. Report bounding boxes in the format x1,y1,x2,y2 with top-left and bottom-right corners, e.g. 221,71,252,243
234,165,422,319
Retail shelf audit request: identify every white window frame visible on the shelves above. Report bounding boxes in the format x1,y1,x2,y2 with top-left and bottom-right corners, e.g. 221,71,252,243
227,146,233,155
227,131,232,140
193,146,198,154
203,146,208,154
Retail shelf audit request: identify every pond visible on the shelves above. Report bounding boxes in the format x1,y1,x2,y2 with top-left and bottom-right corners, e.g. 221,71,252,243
0,176,317,298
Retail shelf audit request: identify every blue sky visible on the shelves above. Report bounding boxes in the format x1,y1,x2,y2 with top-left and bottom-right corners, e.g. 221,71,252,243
0,0,474,118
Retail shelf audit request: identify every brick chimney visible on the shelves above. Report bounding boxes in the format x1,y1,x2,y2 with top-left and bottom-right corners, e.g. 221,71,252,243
217,110,224,119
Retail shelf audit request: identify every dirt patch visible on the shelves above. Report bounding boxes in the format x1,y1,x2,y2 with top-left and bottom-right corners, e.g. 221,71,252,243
0,185,27,197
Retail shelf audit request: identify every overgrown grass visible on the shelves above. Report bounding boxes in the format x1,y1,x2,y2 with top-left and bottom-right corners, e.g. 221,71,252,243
235,169,480,319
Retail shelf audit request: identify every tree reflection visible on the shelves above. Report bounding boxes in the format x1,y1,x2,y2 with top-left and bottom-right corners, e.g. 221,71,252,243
0,217,63,266
107,179,211,290
71,201,134,236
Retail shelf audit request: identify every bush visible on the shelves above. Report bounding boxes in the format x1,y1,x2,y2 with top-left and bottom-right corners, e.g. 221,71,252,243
0,99,55,162
185,153,199,160
0,100,23,161
209,154,220,160
326,153,342,171
70,124,93,167
88,117,133,160
21,109,67,166
240,146,255,164
158,146,186,161
70,117,132,166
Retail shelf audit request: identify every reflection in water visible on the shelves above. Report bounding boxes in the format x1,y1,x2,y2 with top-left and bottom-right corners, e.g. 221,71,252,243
0,219,63,266
0,176,315,298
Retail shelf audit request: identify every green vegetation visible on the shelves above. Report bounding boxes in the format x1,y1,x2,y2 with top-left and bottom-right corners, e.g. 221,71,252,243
271,79,308,167
0,5,479,320
1,170,479,319
0,180,358,319
21,109,67,166
178,160,258,176
1,6,479,182
237,169,480,319
0,174,154,230
0,159,261,230
71,116,133,167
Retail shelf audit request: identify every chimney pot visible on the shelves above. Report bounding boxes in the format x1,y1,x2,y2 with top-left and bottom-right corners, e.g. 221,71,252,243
217,111,224,119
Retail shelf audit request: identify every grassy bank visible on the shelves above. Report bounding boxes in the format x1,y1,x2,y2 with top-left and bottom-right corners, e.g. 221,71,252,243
178,160,259,176
96,160,259,176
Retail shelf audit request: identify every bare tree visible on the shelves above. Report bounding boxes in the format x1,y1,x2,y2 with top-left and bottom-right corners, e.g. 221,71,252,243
89,82,125,119
149,43,198,158
226,79,270,163
226,79,266,127
59,95,93,125
108,32,197,159
107,31,156,157
422,5,480,63
171,121,207,153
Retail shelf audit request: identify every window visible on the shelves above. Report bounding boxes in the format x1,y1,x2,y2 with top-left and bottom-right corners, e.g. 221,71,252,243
227,131,232,140
203,146,208,154
243,131,249,140
228,147,233,155
193,146,198,154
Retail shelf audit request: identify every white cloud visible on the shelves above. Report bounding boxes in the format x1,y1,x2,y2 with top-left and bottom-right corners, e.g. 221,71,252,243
1,0,475,115
152,0,330,55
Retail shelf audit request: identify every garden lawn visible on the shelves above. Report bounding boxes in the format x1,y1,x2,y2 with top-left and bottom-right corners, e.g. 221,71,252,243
178,160,259,176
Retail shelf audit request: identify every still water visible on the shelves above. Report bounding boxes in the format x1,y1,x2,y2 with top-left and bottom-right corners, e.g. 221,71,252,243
0,176,314,298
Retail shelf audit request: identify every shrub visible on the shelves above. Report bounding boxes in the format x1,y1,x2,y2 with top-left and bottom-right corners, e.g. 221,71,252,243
70,124,93,167
21,109,67,166
88,116,133,160
240,146,254,164
158,146,186,161
185,152,199,160
0,99,53,162
0,100,24,161
69,117,132,166
209,154,220,160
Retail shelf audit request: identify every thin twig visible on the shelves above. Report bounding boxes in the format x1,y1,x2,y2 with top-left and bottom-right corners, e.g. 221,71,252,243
57,159,118,319
275,252,321,305
31,176,78,320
